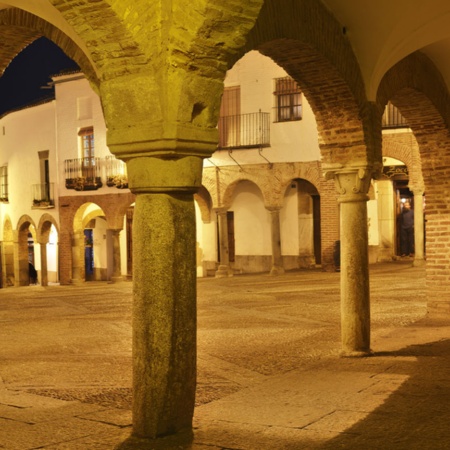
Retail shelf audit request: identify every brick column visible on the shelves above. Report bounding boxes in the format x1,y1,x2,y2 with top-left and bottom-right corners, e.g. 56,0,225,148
332,167,372,356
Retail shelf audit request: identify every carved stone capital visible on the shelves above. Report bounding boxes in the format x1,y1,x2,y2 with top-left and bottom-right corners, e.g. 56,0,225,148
326,166,372,203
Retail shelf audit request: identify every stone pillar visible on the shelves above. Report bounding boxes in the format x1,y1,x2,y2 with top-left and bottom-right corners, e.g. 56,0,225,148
412,190,425,267
268,207,285,275
333,167,372,356
215,208,233,278
71,231,85,284
13,230,28,287
109,229,123,282
125,155,201,440
39,242,48,286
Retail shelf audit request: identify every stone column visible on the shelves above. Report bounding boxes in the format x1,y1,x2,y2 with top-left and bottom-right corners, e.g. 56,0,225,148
13,230,28,286
125,155,200,440
412,189,425,267
109,229,123,282
268,207,285,275
215,208,233,278
333,167,372,356
71,230,85,284
39,242,48,286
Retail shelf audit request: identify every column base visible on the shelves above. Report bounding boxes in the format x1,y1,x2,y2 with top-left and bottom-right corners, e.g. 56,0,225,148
270,266,285,276
215,265,233,278
116,429,193,449
340,349,373,358
108,276,124,284
412,258,426,267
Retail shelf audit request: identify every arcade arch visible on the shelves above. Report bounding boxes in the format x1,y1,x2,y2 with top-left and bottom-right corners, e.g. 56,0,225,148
15,215,36,286
2,1,450,445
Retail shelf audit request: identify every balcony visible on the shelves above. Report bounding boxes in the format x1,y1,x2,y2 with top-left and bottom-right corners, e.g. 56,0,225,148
218,112,270,150
64,156,128,191
32,183,55,209
104,155,128,189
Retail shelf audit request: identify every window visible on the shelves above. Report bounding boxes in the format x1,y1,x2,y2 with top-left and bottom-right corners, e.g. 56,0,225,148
274,77,302,122
79,126,94,159
79,127,95,178
0,165,8,202
219,86,241,148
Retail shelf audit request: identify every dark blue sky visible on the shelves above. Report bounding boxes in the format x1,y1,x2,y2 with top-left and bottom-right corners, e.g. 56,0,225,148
0,37,79,115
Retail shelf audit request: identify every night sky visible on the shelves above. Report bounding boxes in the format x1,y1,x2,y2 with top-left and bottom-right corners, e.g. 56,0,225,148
0,37,79,116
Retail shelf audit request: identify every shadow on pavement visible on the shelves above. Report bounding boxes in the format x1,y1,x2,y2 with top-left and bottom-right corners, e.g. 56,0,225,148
315,337,450,450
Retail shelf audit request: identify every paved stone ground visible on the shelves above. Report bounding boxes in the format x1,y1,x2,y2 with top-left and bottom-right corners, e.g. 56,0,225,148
1,260,448,449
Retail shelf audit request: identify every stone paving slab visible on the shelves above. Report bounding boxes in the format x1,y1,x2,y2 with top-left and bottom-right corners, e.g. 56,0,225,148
1,262,449,449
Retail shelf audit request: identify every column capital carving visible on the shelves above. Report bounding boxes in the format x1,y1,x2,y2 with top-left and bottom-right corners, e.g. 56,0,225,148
213,207,229,215
409,185,425,196
325,165,372,203
266,205,282,213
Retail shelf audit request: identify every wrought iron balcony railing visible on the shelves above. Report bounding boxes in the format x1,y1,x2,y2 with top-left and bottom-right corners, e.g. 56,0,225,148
32,183,55,208
64,155,128,191
382,102,409,129
218,112,270,150
105,155,128,189
64,157,103,191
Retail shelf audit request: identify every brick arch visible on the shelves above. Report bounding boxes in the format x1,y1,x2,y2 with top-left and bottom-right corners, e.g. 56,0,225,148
377,52,450,126
194,186,212,224
222,177,266,209
379,52,450,312
16,214,36,232
377,52,450,211
2,216,14,287
278,163,322,203
382,139,413,169
72,203,105,234
239,0,378,168
0,8,99,88
37,214,59,244
382,135,424,193
2,215,13,241
15,215,36,286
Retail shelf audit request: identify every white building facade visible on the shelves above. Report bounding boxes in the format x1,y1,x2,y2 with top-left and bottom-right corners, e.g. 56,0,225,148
0,52,418,286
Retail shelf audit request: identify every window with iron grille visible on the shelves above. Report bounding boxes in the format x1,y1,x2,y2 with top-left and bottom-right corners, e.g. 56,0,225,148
0,165,8,202
274,77,302,122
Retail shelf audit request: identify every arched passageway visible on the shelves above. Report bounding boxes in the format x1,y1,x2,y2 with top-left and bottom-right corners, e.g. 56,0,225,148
2,1,450,446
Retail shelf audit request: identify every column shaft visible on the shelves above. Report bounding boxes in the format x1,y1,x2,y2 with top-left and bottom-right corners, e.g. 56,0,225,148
332,167,372,356
132,193,196,438
340,198,371,355
413,192,425,266
71,231,84,284
110,229,123,282
215,210,232,277
269,208,284,275
40,243,48,286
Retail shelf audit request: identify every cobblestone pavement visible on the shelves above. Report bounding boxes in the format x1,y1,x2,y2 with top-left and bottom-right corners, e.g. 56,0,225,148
1,260,447,449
